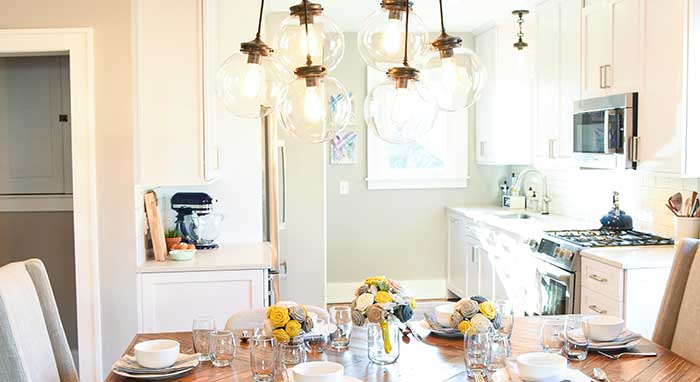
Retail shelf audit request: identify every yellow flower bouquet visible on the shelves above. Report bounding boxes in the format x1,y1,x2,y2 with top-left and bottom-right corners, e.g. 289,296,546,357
450,295,503,335
264,302,313,344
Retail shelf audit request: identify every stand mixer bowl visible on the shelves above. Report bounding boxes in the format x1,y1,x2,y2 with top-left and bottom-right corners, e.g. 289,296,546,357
185,212,224,249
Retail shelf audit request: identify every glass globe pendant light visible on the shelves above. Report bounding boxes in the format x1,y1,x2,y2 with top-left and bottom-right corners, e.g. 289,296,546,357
365,0,438,144
422,0,486,112
280,0,352,144
275,1,345,72
217,0,291,119
357,0,430,72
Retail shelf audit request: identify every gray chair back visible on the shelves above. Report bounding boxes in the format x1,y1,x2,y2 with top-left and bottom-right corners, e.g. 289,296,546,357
0,259,79,381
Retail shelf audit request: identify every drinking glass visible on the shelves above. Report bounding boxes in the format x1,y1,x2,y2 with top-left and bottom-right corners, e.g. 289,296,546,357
495,300,514,339
193,316,216,361
464,332,491,378
565,316,589,361
209,330,235,367
304,332,330,354
489,333,511,371
540,319,565,354
250,336,279,382
329,306,353,350
278,342,307,367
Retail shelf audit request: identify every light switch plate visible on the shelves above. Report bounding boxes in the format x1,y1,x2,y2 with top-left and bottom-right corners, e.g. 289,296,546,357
339,180,349,195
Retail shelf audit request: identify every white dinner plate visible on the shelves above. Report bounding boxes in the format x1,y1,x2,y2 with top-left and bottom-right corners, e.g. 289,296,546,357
112,366,195,380
590,339,641,350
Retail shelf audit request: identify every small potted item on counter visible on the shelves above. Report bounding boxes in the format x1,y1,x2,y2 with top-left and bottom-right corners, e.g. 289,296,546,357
164,228,183,250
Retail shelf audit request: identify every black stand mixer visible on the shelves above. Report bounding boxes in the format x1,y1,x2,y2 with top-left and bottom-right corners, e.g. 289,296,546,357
171,192,222,249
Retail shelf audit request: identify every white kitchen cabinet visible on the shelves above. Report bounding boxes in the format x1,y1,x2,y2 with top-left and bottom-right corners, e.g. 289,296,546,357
135,0,220,187
682,0,700,176
138,269,269,332
0,56,72,195
581,0,643,98
580,255,670,339
474,22,535,166
447,215,468,298
534,0,581,162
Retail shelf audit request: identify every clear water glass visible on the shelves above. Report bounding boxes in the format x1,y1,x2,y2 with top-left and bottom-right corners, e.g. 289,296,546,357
565,316,589,361
250,336,279,382
192,316,216,361
495,300,514,339
540,319,565,354
489,333,511,371
304,332,330,354
209,330,235,367
329,306,353,350
277,342,307,367
464,332,491,378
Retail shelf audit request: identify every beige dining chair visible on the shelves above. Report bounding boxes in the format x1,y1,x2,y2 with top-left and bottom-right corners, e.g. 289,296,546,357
653,238,700,365
224,304,330,333
0,258,79,381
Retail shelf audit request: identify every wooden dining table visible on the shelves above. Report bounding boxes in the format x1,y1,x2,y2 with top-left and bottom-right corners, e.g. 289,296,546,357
105,316,700,382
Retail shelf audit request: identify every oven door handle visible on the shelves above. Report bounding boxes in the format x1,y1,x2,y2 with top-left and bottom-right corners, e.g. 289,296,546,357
603,109,612,154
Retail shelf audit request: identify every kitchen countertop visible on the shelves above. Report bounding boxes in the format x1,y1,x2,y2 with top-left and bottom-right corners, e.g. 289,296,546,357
446,206,598,239
137,242,272,273
581,245,675,269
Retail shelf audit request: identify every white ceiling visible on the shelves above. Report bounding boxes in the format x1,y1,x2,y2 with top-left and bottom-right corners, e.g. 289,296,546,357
268,0,538,33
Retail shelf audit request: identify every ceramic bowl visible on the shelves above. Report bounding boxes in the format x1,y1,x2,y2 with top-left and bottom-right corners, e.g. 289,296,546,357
435,303,456,328
584,315,625,341
134,339,180,369
292,361,344,382
516,352,567,382
169,249,196,261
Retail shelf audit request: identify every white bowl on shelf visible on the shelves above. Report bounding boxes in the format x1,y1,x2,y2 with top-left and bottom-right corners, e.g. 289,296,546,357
584,315,625,341
516,352,567,382
434,303,456,328
134,339,180,369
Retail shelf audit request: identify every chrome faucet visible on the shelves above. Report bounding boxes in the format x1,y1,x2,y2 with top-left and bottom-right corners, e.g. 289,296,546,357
514,168,551,215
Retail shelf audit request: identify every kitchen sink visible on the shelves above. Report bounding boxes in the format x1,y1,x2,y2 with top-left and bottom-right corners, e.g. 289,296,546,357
499,213,533,220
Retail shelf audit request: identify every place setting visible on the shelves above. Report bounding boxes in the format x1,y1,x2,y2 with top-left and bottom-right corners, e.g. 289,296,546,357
110,339,200,380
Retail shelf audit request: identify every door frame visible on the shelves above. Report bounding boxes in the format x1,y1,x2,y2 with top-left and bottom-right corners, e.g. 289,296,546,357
0,28,102,380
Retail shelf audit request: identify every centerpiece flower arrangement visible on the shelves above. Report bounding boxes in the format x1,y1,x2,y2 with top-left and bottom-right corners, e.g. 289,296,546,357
350,276,415,364
264,302,314,344
449,296,502,335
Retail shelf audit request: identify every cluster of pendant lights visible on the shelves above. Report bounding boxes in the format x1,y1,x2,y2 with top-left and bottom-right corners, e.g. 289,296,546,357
217,0,489,145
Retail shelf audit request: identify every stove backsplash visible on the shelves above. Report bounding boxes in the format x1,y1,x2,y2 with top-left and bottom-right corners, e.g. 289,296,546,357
512,167,700,237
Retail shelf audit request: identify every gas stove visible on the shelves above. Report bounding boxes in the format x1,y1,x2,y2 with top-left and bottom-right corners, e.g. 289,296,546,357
546,229,674,248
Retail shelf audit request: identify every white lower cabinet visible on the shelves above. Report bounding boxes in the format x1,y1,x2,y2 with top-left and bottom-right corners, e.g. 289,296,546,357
580,256,670,339
138,269,269,332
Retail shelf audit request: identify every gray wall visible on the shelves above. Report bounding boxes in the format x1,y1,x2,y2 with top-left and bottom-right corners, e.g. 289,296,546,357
0,212,77,351
327,33,508,284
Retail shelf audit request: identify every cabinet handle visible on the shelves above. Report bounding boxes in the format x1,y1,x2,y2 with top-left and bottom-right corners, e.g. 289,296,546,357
599,66,605,89
548,139,557,159
480,141,486,157
630,136,640,163
605,65,613,88
588,305,608,314
589,274,608,283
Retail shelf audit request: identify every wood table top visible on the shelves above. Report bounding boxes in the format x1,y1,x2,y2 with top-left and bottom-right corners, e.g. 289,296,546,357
105,316,700,382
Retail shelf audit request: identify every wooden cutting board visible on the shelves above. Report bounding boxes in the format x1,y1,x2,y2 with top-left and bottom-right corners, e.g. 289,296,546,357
144,190,167,262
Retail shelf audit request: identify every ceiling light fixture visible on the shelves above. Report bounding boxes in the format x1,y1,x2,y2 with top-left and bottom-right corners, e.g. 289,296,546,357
276,1,345,72
423,0,486,112
216,0,291,119
513,10,529,51
357,0,430,72
279,0,351,144
365,0,438,144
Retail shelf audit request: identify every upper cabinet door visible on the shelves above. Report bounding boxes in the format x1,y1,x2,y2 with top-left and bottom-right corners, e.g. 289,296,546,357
475,28,497,164
582,2,612,98
558,0,581,159
535,0,561,160
610,0,643,93
686,0,700,176
0,56,69,194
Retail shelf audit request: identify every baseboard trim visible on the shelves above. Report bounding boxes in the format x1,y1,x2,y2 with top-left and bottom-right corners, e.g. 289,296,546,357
327,279,448,304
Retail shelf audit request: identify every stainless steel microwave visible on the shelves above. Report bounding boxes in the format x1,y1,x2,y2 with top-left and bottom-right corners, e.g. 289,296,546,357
572,93,638,169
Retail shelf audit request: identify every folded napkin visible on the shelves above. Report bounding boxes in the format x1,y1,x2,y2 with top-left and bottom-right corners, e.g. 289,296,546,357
424,313,461,335
567,329,641,348
112,353,199,375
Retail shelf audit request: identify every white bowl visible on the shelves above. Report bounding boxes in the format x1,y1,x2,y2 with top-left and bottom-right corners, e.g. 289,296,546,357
292,361,344,382
516,352,567,382
584,315,625,342
134,339,180,369
434,303,456,328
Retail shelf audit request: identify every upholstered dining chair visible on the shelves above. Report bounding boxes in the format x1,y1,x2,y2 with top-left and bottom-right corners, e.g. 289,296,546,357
653,238,700,365
0,258,79,381
225,304,331,332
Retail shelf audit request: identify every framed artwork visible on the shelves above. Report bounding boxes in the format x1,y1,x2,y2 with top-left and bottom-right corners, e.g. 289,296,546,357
365,67,469,190
330,131,358,165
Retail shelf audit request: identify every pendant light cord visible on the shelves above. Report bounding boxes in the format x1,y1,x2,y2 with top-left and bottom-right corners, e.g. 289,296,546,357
403,0,410,66
256,0,265,39
438,0,446,35
303,0,313,66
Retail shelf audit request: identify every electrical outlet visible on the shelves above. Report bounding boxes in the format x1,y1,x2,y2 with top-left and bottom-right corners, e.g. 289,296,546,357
339,180,350,195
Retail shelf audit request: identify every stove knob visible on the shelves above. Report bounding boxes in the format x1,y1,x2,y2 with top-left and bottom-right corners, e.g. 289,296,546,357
553,247,562,257
560,249,574,261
